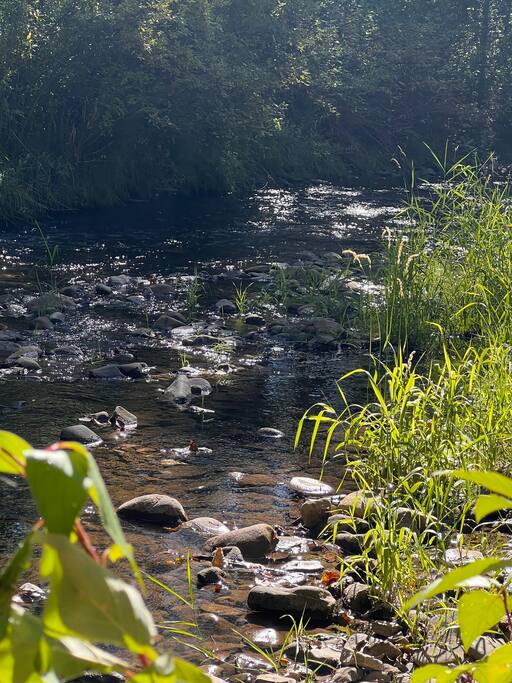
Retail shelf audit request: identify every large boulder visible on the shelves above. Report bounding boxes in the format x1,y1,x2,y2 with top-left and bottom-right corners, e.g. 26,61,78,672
247,585,335,620
205,523,277,559
60,425,102,445
117,494,187,525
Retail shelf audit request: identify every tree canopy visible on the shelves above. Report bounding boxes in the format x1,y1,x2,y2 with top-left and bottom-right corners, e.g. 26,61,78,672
0,0,511,218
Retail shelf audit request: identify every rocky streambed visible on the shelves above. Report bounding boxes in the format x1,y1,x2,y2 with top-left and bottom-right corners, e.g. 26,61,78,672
1,186,492,683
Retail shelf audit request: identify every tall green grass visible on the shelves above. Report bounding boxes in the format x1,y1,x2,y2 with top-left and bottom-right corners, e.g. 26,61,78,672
297,159,512,609
378,157,512,349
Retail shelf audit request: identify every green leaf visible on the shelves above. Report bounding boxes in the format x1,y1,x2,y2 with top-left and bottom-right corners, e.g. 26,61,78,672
404,557,511,610
0,431,30,475
480,643,512,683
451,470,512,500
83,448,138,576
131,653,210,683
0,534,34,638
10,605,43,683
412,664,472,683
49,635,128,680
40,533,156,654
475,495,512,522
26,449,89,535
458,590,506,651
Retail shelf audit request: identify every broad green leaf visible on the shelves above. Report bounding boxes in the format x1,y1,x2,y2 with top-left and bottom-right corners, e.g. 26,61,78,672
412,663,472,683
26,449,89,535
404,557,511,610
472,643,512,682
0,432,30,475
451,470,512,500
40,533,156,654
49,635,128,680
10,605,43,683
475,495,512,522
0,534,33,638
82,448,138,575
131,653,210,683
458,590,506,650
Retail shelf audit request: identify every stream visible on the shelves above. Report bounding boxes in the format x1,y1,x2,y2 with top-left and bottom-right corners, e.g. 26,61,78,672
0,184,406,678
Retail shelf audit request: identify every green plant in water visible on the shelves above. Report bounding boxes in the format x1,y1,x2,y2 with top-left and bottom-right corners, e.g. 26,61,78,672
233,282,252,316
0,430,208,683
33,221,60,294
185,269,202,312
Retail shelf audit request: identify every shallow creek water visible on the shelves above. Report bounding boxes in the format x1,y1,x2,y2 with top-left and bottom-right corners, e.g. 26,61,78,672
0,185,405,675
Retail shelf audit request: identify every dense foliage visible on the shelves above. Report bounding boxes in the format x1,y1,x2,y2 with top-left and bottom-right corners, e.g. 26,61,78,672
1,0,511,218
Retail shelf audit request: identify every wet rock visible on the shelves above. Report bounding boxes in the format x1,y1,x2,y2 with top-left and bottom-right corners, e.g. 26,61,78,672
128,328,154,339
229,472,277,487
54,344,82,356
119,362,148,379
244,314,266,326
60,285,83,299
183,517,230,535
49,312,65,324
87,411,110,425
89,364,125,379
245,264,271,274
126,295,145,305
443,548,484,566
154,315,186,331
301,497,332,529
188,377,212,396
117,494,187,525
223,546,244,563
183,335,222,347
110,405,137,429
247,585,336,620
0,341,21,353
197,566,225,586
10,356,41,370
331,668,363,683
108,274,131,287
205,523,277,559
281,559,324,573
60,424,102,445
257,427,284,439
31,316,53,330
343,583,373,612
335,532,364,554
150,283,174,298
254,675,294,683
27,292,74,314
338,490,374,518
216,299,237,315
15,582,46,604
95,283,113,296
327,514,370,535
289,476,334,497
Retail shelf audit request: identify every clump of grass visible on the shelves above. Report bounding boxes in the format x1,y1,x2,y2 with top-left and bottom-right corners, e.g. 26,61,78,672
376,157,512,350
233,282,252,315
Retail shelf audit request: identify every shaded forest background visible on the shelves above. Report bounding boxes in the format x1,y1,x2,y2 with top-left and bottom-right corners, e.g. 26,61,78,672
1,0,511,219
